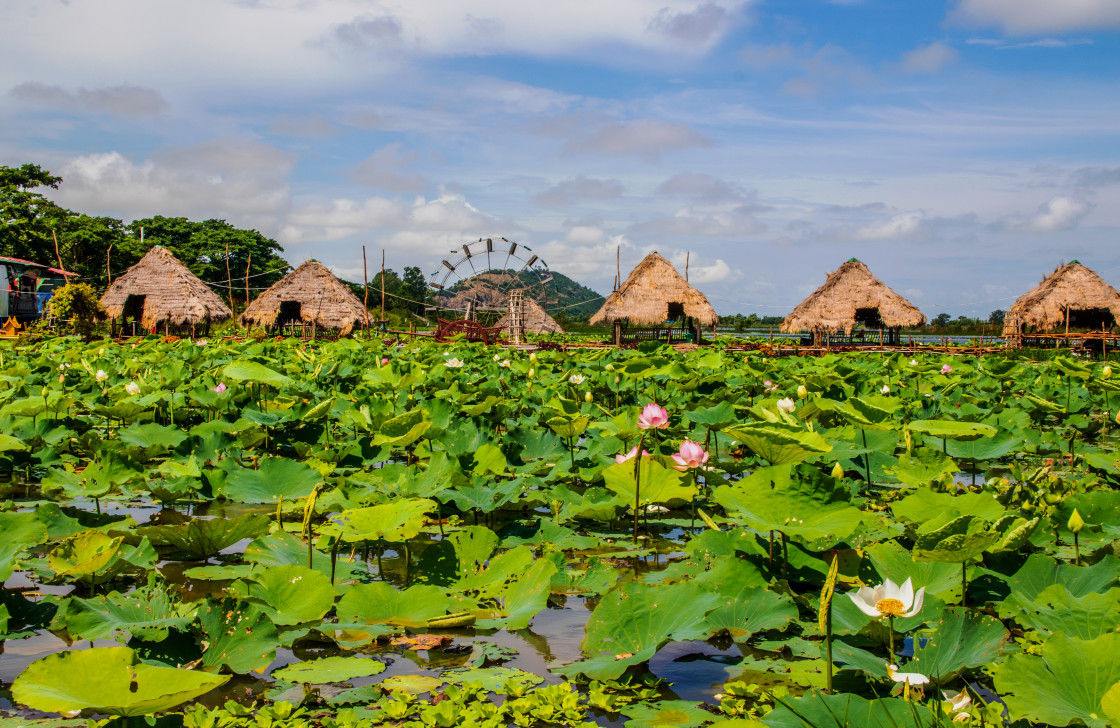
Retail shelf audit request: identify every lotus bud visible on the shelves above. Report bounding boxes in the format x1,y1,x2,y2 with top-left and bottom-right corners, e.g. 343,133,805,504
797,384,808,399
605,363,614,371
1104,365,1112,379
880,384,890,395
776,397,796,413
1068,508,1085,534
529,352,537,362
584,392,593,403
527,368,535,379
95,369,108,382
614,375,620,384
831,462,844,479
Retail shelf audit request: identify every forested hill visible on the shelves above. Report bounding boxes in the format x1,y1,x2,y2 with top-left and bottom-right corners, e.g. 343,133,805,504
442,269,605,322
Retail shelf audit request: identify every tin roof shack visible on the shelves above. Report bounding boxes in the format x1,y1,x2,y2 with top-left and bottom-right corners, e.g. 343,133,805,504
0,256,76,322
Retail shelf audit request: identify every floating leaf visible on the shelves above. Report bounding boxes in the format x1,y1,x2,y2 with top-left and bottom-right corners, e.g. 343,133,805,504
271,656,385,684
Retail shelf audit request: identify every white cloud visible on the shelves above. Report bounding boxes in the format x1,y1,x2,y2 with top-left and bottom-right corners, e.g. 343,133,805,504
655,172,745,203
8,82,168,116
630,204,766,236
965,37,1093,49
900,43,959,74
269,113,335,137
667,252,734,282
853,211,929,241
564,119,709,161
1001,196,1093,232
349,143,427,193
647,3,732,47
949,0,1120,34
535,176,624,206
1071,167,1120,188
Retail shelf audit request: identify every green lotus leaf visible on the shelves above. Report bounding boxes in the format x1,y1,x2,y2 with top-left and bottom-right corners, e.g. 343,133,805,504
1000,584,1120,640
994,632,1120,728
909,607,1008,681
547,415,590,440
244,530,367,581
0,433,28,452
865,540,963,602
765,694,934,728
372,409,431,447
891,488,1005,531
723,422,833,465
380,675,444,694
138,514,271,560
65,582,195,642
467,442,507,475
332,498,435,543
704,587,798,642
946,432,1021,461
601,459,697,507
220,457,322,503
1053,489,1120,541
836,396,899,430
300,398,336,421
0,511,50,582
12,646,228,717
619,700,715,728
885,448,958,488
118,423,188,450
197,598,280,674
222,360,292,387
231,564,334,626
906,419,997,441
1022,392,1065,414
271,655,386,684
48,531,155,586
563,580,722,680
336,583,455,629
912,515,1000,563
475,558,557,630
714,465,863,550
685,400,737,428
439,666,543,693
1003,554,1120,602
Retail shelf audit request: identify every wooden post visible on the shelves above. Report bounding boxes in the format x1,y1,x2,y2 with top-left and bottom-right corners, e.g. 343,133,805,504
244,253,252,317
1065,306,1070,335
225,241,233,308
615,246,620,291
613,319,622,346
51,230,72,284
685,251,690,282
106,243,113,286
380,249,386,323
362,245,370,338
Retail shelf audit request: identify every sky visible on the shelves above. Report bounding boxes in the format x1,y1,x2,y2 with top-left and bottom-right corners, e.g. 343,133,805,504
2,0,1119,318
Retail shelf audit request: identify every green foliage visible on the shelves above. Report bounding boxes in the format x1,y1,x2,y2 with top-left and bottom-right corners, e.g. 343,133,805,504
46,282,106,338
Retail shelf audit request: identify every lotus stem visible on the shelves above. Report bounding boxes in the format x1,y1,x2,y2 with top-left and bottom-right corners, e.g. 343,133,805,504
961,561,967,607
888,615,895,660
330,536,340,585
633,432,647,544
1073,531,1080,566
824,605,834,694
861,429,872,487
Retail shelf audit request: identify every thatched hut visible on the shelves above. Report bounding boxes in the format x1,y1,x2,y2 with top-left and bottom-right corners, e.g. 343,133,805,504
590,251,718,344
781,259,925,345
101,246,231,335
494,297,563,335
241,259,367,335
1003,261,1120,338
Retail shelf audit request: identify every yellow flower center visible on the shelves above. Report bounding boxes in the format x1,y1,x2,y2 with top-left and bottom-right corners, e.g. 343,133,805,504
876,598,905,616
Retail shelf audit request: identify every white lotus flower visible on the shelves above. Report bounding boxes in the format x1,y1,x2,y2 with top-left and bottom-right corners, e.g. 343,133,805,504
445,358,463,368
569,374,585,385
881,384,890,395
848,577,925,619
95,369,108,382
777,398,796,413
888,664,930,686
910,359,918,366
493,353,502,361
942,689,971,712
125,381,141,395
500,359,511,367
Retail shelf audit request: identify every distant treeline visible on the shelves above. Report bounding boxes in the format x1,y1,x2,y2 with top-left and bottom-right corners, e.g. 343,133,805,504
724,310,1009,334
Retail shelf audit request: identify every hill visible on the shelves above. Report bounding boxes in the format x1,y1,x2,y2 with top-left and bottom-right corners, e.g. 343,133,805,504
437,269,605,322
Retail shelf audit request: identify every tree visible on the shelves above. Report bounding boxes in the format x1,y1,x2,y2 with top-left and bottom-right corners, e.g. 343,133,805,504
0,164,67,264
400,266,428,315
989,309,1006,327
47,283,106,340
931,313,951,327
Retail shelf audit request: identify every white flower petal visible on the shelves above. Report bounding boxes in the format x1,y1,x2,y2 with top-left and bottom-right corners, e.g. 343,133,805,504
848,591,882,617
898,578,915,610
903,587,926,618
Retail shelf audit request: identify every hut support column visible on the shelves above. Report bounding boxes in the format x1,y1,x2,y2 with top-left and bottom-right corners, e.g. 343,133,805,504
612,320,622,346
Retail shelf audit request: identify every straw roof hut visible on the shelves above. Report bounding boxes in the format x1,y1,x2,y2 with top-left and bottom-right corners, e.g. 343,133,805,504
241,260,367,335
590,251,718,326
101,246,231,330
494,297,563,335
781,259,925,337
1003,261,1120,335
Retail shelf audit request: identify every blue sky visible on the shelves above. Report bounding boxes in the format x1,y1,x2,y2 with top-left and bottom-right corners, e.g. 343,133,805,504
2,0,1119,318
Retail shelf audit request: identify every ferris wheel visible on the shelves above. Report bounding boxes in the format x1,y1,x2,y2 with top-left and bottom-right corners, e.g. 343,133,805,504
428,237,554,313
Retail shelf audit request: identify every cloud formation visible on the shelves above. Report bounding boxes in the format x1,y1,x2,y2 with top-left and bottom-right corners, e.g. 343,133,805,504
900,42,959,73
1001,196,1093,232
349,143,427,193
647,3,731,46
564,119,709,161
535,176,624,206
8,82,168,116
950,0,1120,34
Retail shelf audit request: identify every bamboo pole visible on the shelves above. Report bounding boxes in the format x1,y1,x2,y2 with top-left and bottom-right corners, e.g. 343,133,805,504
244,253,252,313
362,245,370,338
225,241,233,308
380,249,386,323
51,230,72,283
106,243,113,286
685,251,690,282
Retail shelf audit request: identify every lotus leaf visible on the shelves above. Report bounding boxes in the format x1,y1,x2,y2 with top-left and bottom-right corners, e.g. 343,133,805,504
12,646,228,716
765,694,934,728
118,423,188,450
0,512,50,582
440,666,543,692
0,433,28,452
891,488,1005,531
373,409,431,447
885,448,958,488
908,607,1008,681
912,515,1000,563
380,675,444,694
223,360,292,387
336,583,455,629
1002,553,1120,601
475,558,557,630
620,700,715,728
48,531,156,586
332,498,435,543
271,655,386,684
1000,584,1120,640
994,632,1120,728
65,582,195,642
865,540,962,601
138,514,271,560
723,422,833,465
197,598,281,674
601,459,696,507
244,530,367,581
220,457,322,503
231,564,334,625
704,587,798,642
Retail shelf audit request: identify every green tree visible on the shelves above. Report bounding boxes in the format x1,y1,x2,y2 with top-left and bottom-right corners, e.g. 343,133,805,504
400,266,428,315
0,164,67,264
989,309,1006,326
931,313,951,327
47,283,106,340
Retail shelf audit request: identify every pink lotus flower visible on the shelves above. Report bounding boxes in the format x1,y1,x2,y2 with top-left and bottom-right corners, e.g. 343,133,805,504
381,357,389,366
637,403,669,430
212,382,227,393
616,445,650,464
941,364,953,374
671,440,710,471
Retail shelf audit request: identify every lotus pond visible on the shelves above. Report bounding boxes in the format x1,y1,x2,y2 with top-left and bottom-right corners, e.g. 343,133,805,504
1,336,1120,727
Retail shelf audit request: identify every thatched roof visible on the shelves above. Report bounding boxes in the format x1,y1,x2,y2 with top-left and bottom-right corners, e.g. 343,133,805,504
780,259,925,334
100,246,231,328
495,297,563,335
589,251,718,326
241,260,367,334
1004,261,1120,334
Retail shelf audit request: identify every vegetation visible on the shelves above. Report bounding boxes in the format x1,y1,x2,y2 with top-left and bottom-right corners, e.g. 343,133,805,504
0,336,1118,726
44,283,106,339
